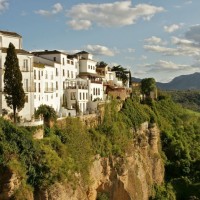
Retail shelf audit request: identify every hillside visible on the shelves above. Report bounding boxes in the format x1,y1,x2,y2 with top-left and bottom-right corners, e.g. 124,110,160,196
0,97,200,199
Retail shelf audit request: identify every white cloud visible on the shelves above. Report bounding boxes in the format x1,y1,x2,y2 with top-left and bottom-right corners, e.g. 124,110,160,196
85,45,117,56
164,24,183,33
35,3,63,16
0,0,9,13
67,20,92,30
145,36,166,45
185,0,192,4
144,60,191,70
67,1,164,30
171,36,195,46
52,3,63,14
127,48,135,53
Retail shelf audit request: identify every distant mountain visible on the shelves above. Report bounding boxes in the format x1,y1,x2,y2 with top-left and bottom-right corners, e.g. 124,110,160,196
132,73,200,90
157,72,200,90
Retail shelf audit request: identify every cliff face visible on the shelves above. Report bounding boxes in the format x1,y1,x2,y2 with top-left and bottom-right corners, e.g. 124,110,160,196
36,122,164,200
87,122,164,200
1,122,164,200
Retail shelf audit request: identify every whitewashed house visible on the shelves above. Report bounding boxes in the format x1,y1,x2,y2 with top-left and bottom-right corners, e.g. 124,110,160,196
0,30,34,121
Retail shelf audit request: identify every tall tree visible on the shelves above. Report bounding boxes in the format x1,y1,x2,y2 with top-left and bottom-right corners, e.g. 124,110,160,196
35,104,57,128
4,43,25,123
141,78,156,96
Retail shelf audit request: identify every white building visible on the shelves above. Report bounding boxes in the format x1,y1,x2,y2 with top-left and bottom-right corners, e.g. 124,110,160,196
0,30,130,123
0,30,34,121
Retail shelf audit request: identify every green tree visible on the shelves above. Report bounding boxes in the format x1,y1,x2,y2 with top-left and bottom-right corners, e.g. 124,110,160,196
35,105,57,128
4,42,25,123
111,65,129,86
141,78,156,97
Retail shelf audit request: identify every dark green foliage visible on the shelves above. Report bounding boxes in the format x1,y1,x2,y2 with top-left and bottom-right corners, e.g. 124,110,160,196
111,65,129,86
167,90,200,112
150,97,200,199
35,105,57,130
4,43,25,123
96,192,110,200
90,100,132,157
151,183,176,200
141,78,156,96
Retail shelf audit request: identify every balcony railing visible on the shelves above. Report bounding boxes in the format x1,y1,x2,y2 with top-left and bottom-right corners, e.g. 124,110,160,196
44,88,56,93
90,80,102,84
23,87,36,92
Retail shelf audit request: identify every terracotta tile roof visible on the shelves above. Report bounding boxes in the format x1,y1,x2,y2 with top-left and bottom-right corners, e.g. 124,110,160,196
0,30,22,38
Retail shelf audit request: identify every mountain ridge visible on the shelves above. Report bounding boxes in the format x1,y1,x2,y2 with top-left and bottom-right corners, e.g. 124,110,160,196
132,72,200,90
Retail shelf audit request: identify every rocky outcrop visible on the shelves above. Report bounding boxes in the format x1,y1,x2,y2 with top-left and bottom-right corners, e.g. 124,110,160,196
86,122,164,200
1,122,164,200
37,122,164,200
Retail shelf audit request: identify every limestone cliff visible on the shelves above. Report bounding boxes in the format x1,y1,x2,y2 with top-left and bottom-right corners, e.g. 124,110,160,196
35,122,164,200
1,122,164,200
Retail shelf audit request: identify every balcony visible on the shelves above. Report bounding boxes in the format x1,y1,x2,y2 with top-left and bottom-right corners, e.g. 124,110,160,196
23,87,36,92
90,80,102,84
44,88,55,93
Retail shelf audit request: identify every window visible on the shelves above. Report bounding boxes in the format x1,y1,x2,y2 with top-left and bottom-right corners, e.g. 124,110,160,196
38,83,40,92
45,71,48,79
25,95,28,103
86,93,88,100
56,68,58,76
63,69,65,76
79,92,82,100
24,79,28,91
38,71,40,80
71,61,74,65
51,83,53,91
63,82,65,89
56,82,58,90
67,70,70,78
45,82,48,91
23,59,28,71
93,88,95,95
71,92,76,100
54,57,56,61
67,60,70,64
83,93,85,100
98,88,100,95
34,70,36,79
71,71,73,79
63,58,65,65
96,88,98,95
34,83,36,92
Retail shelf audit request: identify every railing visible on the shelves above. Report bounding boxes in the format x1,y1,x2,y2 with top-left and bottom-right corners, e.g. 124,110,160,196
90,80,102,84
44,88,56,93
23,87,36,92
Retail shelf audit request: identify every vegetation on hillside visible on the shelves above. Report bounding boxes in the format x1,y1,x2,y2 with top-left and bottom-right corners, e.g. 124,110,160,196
0,93,200,199
166,90,200,112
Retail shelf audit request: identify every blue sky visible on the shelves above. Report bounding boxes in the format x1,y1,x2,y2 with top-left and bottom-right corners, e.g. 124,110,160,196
1,0,200,82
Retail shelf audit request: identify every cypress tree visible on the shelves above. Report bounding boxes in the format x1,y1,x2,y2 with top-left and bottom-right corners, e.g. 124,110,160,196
4,42,25,123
